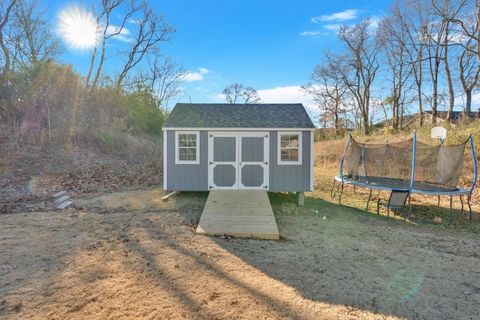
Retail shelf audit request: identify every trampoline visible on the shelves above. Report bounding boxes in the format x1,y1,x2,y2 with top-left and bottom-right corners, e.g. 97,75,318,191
331,131,477,221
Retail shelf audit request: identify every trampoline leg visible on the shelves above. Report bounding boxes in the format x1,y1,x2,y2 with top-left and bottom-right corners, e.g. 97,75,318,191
437,195,440,206
353,185,356,193
330,178,336,198
338,183,344,204
449,196,453,224
366,189,372,211
467,195,472,221
460,195,464,214
408,195,412,219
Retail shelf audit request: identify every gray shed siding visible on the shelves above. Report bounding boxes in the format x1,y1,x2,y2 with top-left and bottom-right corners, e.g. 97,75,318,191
268,131,311,192
165,130,208,191
165,130,312,192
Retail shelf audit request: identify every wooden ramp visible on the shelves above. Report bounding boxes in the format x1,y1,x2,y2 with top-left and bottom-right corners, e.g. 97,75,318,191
196,190,280,240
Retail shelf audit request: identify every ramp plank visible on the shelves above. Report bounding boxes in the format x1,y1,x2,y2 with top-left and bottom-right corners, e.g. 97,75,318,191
196,190,279,240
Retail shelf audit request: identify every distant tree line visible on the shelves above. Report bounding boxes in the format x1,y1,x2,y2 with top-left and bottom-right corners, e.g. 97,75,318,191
0,0,184,148
304,0,480,135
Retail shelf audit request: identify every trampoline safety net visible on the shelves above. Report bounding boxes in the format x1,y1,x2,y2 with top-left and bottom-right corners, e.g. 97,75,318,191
344,136,467,191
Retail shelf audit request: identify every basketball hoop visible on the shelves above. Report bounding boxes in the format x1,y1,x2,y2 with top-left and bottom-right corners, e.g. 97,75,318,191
431,126,447,142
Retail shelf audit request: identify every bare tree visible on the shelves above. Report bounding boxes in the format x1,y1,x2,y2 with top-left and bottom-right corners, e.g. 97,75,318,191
7,0,61,68
378,15,413,129
127,55,184,109
303,61,348,134
334,20,380,134
223,83,243,103
91,0,139,90
392,1,432,125
434,0,480,60
433,0,480,119
424,4,447,124
459,39,480,115
85,9,102,89
116,1,174,89
242,87,261,103
432,0,469,121
222,83,261,104
0,0,17,76
443,17,456,121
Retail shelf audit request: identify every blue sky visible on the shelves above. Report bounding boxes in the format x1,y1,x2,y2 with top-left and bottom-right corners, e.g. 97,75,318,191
47,0,388,116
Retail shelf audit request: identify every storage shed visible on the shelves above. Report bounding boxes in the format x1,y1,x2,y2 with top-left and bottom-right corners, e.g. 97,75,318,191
162,103,315,195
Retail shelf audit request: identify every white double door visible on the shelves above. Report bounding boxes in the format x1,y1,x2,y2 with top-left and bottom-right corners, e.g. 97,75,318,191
208,132,269,190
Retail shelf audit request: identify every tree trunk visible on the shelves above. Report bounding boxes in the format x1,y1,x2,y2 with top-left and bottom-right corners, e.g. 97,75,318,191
444,21,454,122
363,113,370,135
432,82,438,125
334,112,339,135
465,90,472,115
334,97,340,135
417,84,423,125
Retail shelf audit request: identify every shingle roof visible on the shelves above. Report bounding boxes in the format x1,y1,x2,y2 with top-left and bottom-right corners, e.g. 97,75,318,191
163,103,315,128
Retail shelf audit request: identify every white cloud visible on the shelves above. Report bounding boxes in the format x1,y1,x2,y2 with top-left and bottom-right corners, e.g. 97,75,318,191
181,67,210,82
198,67,209,74
300,30,322,36
324,24,341,32
256,86,317,112
106,25,133,43
126,18,141,25
368,16,383,31
312,9,359,23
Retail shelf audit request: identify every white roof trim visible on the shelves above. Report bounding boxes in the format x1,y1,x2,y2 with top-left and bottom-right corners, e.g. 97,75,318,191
163,127,316,131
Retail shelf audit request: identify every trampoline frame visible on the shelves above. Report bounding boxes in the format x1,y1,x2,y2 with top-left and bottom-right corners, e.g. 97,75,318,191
331,131,478,222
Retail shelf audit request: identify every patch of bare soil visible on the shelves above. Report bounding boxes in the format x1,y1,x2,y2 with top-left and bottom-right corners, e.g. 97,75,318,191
1,189,479,320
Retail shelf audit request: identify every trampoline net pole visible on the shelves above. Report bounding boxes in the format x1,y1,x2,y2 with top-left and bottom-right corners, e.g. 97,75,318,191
409,130,417,192
469,134,478,194
339,136,352,184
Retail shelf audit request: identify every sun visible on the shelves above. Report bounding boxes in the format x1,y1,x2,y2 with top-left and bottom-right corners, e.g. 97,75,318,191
58,6,98,50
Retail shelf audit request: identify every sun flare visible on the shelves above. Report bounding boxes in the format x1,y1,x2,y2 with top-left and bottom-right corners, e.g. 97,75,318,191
58,6,98,50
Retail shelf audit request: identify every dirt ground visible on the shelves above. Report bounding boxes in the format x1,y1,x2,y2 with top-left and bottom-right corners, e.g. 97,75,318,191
1,188,480,320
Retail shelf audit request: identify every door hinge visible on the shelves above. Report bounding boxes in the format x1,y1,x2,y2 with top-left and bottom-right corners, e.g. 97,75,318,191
263,185,268,188
209,161,213,165
264,161,268,165
209,186,214,189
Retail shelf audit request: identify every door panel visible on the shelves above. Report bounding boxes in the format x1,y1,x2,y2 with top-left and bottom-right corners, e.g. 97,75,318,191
209,134,238,189
214,137,236,162
209,132,269,190
241,165,264,187
239,134,269,189
241,137,264,162
213,164,236,187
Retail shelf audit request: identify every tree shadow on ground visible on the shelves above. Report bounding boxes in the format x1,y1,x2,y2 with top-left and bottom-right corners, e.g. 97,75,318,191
201,192,480,320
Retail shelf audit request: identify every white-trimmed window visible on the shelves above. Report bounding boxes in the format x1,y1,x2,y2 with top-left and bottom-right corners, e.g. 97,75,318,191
278,132,302,165
175,131,200,164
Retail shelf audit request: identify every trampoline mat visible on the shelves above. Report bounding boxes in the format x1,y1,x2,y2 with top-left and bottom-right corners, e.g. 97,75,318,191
347,176,458,192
